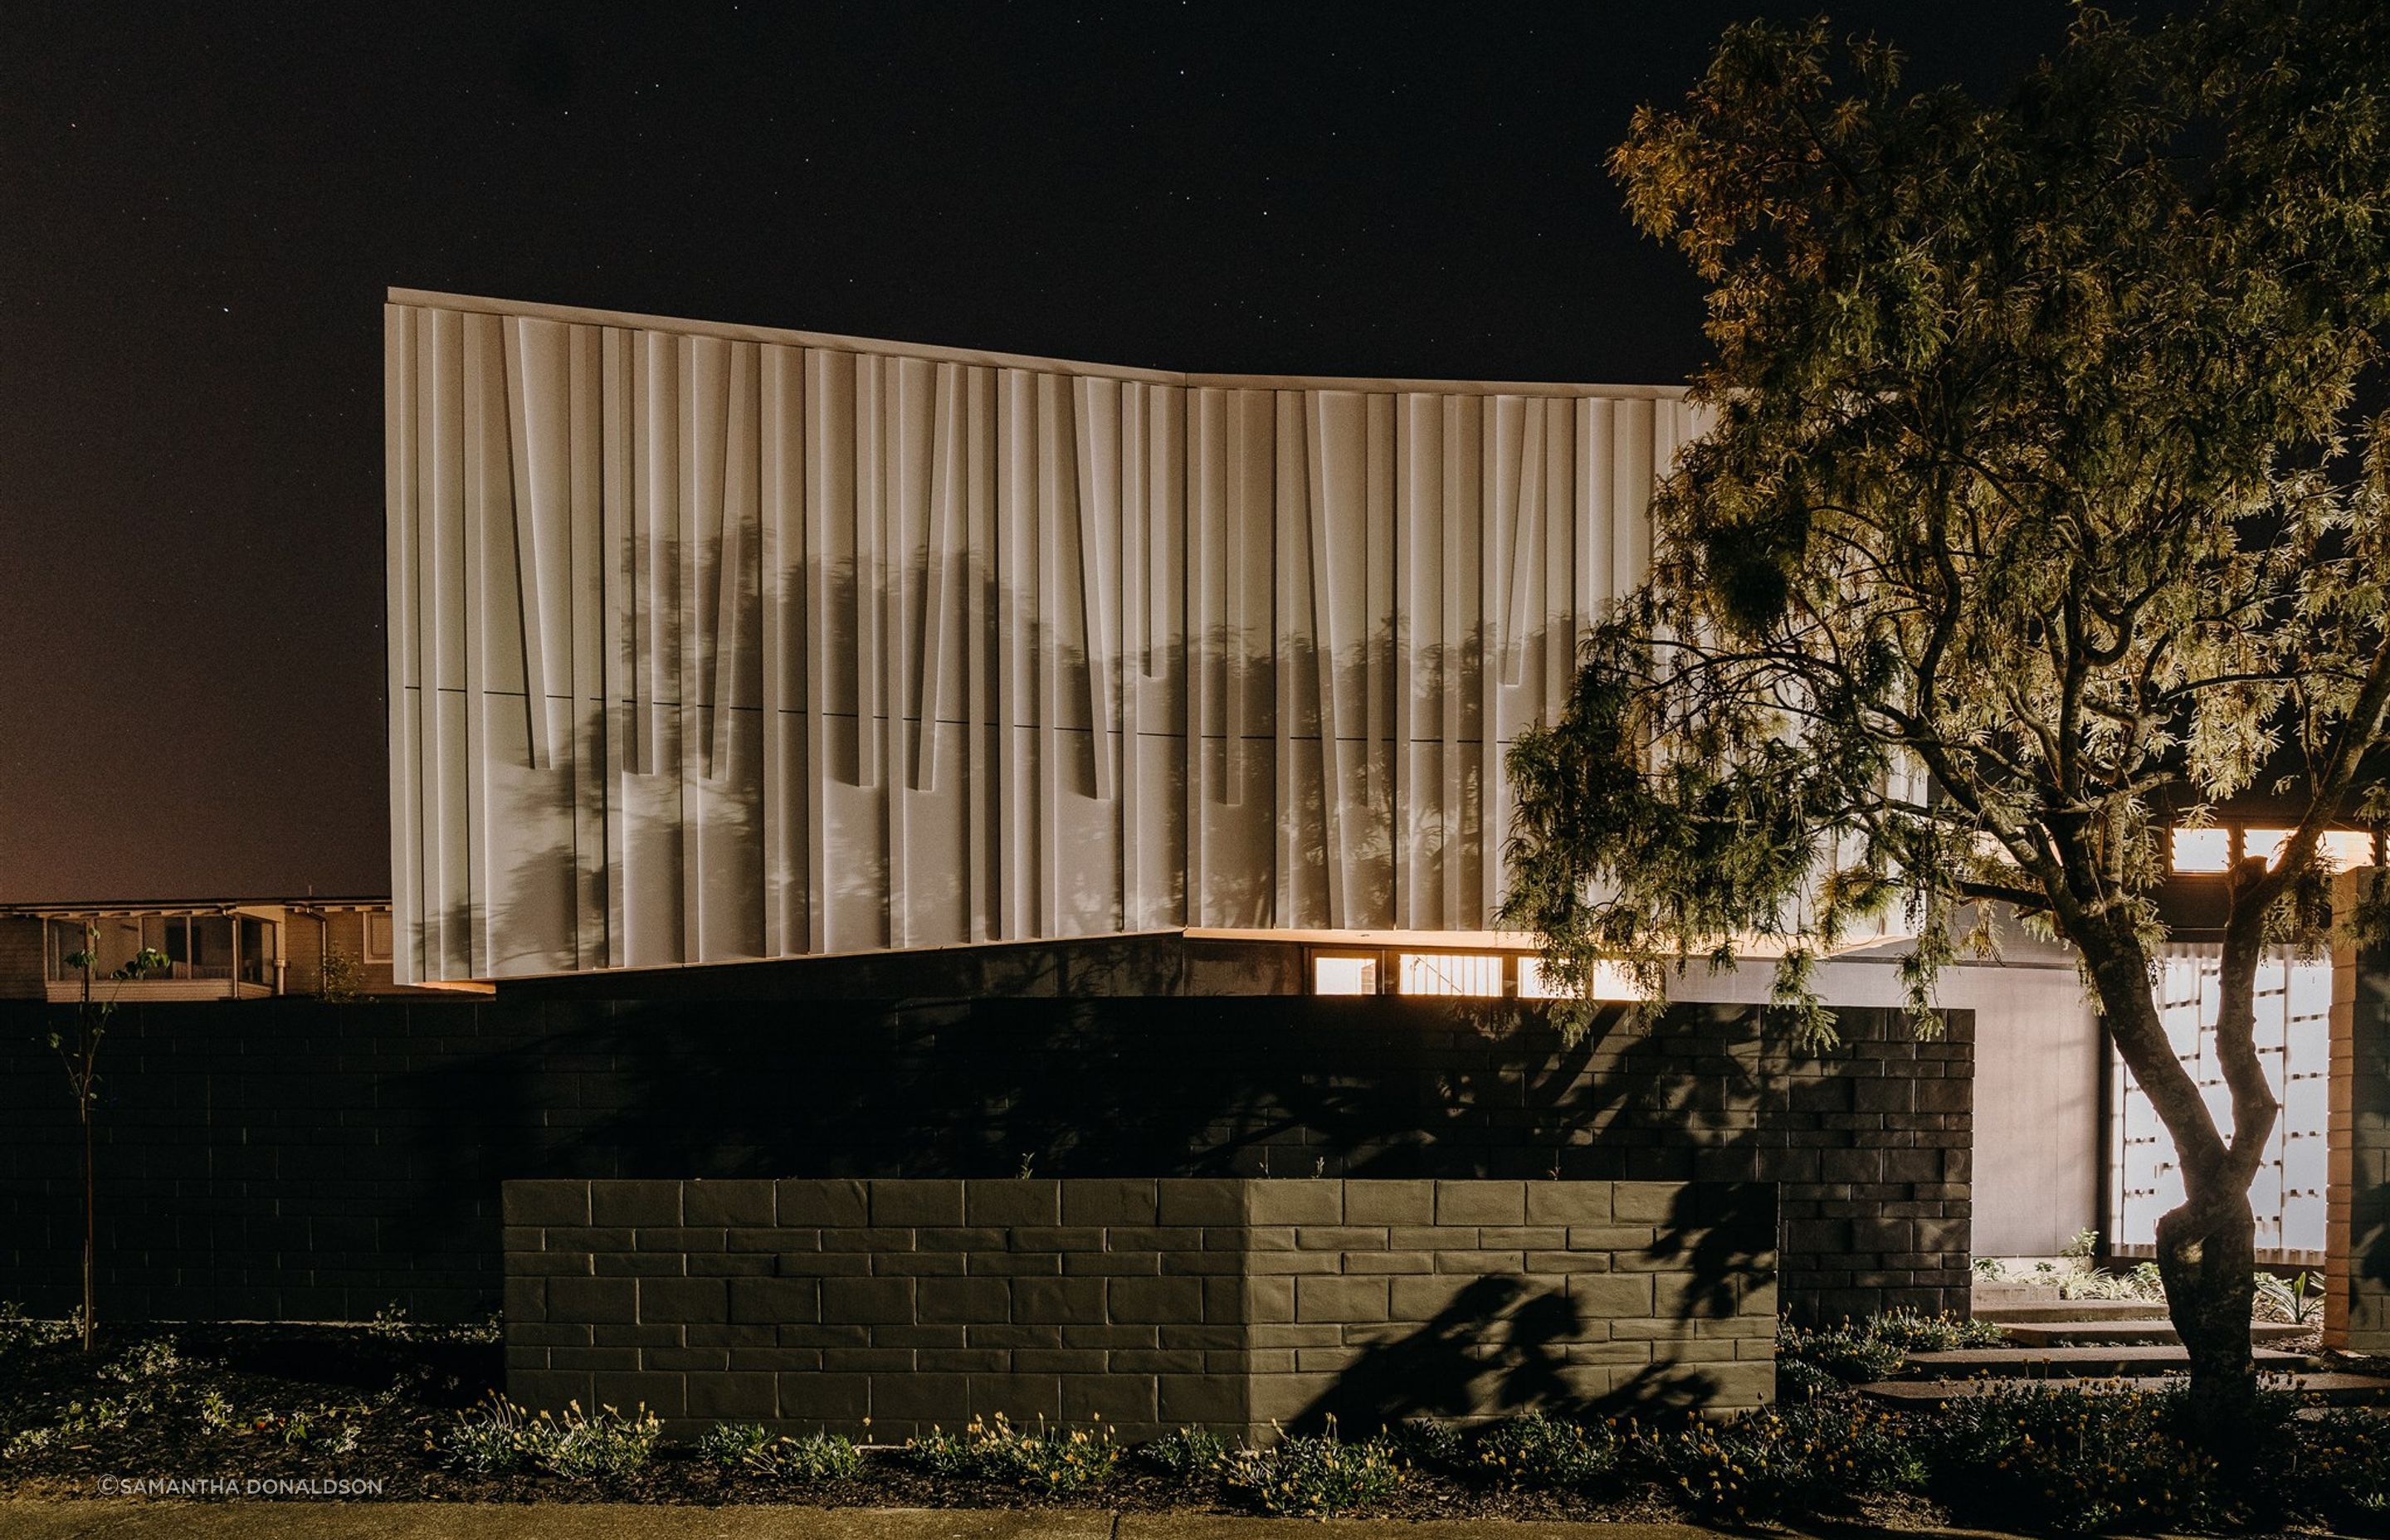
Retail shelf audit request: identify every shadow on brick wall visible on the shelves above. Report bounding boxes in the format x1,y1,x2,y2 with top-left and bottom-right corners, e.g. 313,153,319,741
1286,1275,1720,1434
0,986,1966,1324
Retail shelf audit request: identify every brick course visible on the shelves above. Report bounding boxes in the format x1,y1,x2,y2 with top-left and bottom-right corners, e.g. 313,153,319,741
507,1178,1776,1442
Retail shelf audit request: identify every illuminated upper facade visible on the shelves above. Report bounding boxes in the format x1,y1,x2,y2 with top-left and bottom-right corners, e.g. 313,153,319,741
384,290,1704,983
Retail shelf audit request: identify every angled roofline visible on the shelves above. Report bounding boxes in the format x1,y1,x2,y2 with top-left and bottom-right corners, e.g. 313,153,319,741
387,288,1694,402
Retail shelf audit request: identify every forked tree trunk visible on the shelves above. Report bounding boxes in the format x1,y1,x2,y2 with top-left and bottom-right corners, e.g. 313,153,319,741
2084,936,2266,1456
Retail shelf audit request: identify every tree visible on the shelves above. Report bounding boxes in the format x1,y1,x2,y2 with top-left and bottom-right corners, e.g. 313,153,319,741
1502,0,2390,1448
49,924,168,1352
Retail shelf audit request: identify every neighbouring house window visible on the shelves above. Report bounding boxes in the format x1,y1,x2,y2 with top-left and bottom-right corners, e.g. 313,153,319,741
239,917,273,986
363,910,393,962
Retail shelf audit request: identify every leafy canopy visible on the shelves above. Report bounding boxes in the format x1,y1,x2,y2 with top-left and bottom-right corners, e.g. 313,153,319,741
1503,1,2390,1044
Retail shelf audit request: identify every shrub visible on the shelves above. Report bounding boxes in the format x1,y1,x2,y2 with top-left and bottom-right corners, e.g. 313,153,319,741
2300,1407,2390,1527
1471,1412,1617,1490
696,1421,774,1468
1140,1425,1228,1479
1921,1383,2247,1534
437,1395,661,1480
198,1389,237,1434
2254,1270,2324,1325
905,1414,1120,1494
1383,1417,1466,1474
745,1430,863,1483
1646,1399,1923,1522
1866,1309,2005,1352
1223,1428,1405,1518
1775,1320,1905,1383
0,1304,71,1356
103,1337,183,1383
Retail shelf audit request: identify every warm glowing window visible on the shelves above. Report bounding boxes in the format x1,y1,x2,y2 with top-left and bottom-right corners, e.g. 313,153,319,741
2170,828,2231,874
1397,953,1505,997
2247,827,2376,869
1518,957,1648,1001
2317,830,2377,870
1312,955,1378,996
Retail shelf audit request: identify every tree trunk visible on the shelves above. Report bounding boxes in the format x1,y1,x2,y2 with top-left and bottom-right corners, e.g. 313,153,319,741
2081,934,2262,1455
80,1101,99,1352
2156,1183,2259,1450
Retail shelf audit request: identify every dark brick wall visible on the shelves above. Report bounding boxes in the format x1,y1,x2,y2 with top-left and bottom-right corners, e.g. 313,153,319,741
0,992,1968,1326
504,1177,1777,1440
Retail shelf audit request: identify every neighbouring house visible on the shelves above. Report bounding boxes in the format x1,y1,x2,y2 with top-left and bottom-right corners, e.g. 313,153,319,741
0,898,402,1001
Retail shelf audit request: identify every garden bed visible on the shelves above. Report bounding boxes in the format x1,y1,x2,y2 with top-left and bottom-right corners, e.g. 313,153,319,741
0,1310,2382,1534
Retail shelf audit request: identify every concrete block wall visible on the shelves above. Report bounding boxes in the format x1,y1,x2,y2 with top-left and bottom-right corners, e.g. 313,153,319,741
504,1177,1777,1442
2326,874,2390,1352
0,982,1957,1326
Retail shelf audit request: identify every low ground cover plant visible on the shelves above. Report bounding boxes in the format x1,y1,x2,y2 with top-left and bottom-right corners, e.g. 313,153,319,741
1138,1425,1227,1478
1221,1425,1406,1518
905,1413,1121,1494
1776,1308,2006,1396
1470,1411,1617,1490
1641,1396,1924,1522
743,1429,864,1483
1920,1382,2245,1534
437,1395,661,1480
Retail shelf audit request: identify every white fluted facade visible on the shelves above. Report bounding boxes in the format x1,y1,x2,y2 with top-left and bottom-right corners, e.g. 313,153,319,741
385,290,1698,983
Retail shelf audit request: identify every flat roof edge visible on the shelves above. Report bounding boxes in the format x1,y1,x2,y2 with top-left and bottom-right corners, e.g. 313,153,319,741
385,288,1692,400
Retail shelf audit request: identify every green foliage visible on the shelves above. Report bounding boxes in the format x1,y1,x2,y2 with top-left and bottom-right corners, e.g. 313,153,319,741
1222,1428,1406,1518
2254,1270,2324,1324
2,1390,154,1460
1866,1309,2007,1352
1139,1425,1228,1479
1510,0,2390,1040
695,1420,773,1468
197,1388,237,1434
2300,1407,2390,1525
1381,1416,1466,1474
1471,1411,1617,1490
1777,1319,1907,1384
437,1395,661,1480
319,946,362,1002
1645,1399,1924,1521
1972,1256,2007,1281
102,1336,182,1383
743,1430,863,1484
0,1303,71,1356
256,1405,363,1454
2062,1229,2101,1262
1922,1383,2254,1533
905,1414,1120,1494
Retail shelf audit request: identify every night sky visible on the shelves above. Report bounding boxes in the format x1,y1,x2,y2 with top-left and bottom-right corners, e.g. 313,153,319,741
1,2,2151,903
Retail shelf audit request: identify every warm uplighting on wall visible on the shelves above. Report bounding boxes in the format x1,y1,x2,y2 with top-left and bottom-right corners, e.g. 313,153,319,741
1397,953,1505,997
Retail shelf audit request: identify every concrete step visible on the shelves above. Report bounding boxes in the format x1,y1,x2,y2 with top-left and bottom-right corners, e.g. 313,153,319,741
1905,1343,2311,1377
1862,1372,2390,1406
1972,1296,2168,1323
1997,1318,2315,1348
